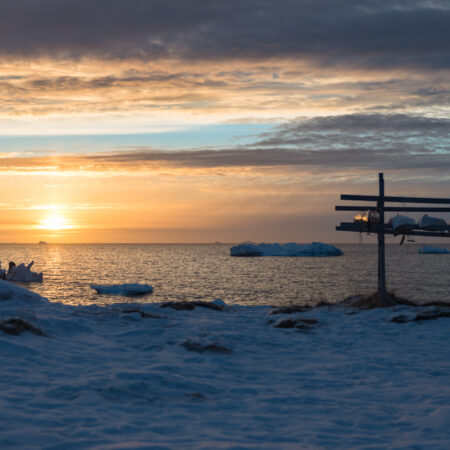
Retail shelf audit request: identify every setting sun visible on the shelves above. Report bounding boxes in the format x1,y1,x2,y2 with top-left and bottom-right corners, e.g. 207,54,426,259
39,213,72,231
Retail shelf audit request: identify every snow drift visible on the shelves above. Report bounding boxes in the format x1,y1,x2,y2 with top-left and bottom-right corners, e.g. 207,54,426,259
90,283,153,296
230,242,343,257
0,281,449,448
418,246,450,254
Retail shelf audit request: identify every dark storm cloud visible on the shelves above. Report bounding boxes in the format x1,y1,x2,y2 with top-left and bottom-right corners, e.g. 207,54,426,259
79,113,450,171
2,114,448,173
0,0,449,68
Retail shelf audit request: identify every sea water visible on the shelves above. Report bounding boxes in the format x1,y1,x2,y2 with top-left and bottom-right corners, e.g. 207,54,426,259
0,243,448,306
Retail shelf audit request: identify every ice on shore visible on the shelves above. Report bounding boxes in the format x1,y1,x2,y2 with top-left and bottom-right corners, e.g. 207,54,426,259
0,280,450,449
230,241,343,257
1,261,43,282
0,278,48,304
418,246,450,254
0,282,449,448
90,283,153,296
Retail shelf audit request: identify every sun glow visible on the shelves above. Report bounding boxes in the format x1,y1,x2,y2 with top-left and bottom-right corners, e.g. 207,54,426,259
39,212,72,230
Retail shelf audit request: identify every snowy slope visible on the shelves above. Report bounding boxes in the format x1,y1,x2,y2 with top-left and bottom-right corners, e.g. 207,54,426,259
0,279,449,449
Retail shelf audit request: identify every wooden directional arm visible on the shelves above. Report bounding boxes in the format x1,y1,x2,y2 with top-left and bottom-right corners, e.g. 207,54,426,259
340,194,450,204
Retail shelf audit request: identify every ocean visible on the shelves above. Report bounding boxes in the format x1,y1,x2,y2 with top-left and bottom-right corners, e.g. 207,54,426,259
1,243,448,305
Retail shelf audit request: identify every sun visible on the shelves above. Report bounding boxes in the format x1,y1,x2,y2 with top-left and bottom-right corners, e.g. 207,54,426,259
39,213,72,231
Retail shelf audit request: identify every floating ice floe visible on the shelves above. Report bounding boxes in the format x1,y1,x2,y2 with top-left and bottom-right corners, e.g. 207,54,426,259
90,283,153,296
230,242,343,257
418,246,450,254
1,261,43,282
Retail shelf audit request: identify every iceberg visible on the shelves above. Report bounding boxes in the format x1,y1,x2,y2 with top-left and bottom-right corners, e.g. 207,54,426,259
230,242,343,257
90,283,153,296
2,261,43,282
418,246,450,254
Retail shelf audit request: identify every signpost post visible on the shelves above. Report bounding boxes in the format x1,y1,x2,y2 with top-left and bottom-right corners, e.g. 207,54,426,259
335,173,450,305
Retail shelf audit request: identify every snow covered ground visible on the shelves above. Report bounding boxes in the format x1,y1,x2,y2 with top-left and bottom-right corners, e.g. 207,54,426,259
0,279,449,449
230,242,343,257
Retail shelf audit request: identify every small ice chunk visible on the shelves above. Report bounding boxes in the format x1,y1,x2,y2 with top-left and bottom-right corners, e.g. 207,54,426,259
230,242,343,257
212,299,227,307
418,246,450,254
5,261,43,283
90,283,153,296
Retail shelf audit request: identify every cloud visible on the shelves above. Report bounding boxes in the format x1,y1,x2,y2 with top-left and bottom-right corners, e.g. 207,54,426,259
0,1,449,68
0,114,448,174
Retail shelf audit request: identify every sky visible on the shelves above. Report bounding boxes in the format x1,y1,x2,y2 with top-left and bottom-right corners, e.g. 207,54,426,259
0,0,449,243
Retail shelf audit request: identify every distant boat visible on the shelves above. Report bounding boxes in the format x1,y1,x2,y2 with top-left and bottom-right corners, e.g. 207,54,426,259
388,215,416,233
38,241,47,245
418,215,447,231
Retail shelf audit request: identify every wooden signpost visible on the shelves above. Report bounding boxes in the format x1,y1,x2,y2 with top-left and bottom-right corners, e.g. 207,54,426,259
335,173,450,305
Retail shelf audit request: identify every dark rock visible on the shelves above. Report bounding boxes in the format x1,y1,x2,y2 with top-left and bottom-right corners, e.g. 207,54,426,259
390,315,409,323
274,318,318,330
0,318,45,336
338,291,450,310
182,340,232,354
270,305,312,315
413,311,450,321
316,300,334,307
161,302,195,311
192,301,223,311
122,308,161,319
339,292,414,309
188,392,206,401
161,301,223,311
391,310,450,323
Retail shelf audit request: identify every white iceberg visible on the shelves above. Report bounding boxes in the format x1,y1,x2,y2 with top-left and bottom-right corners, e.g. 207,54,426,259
230,242,343,257
2,261,43,282
418,246,450,254
418,215,447,231
90,283,153,296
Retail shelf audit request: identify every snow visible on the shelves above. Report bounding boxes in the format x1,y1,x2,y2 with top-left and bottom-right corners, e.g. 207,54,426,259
418,246,450,254
230,242,343,257
1,260,43,282
90,283,154,296
0,280,449,448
